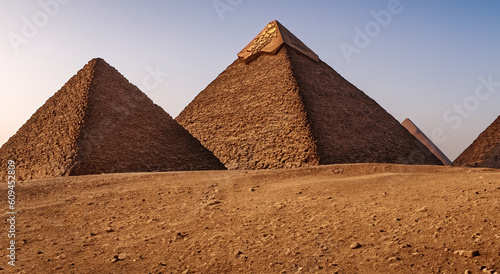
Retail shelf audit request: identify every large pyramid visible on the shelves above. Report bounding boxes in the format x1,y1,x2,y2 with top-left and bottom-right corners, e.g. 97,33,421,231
0,58,225,181
453,116,500,168
402,118,452,166
176,20,443,169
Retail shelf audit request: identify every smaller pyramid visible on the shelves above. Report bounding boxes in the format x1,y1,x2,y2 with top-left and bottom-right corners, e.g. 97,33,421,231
0,58,225,181
453,116,500,169
402,118,452,166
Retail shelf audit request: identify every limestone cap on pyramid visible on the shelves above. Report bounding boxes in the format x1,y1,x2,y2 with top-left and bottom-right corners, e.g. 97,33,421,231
238,20,319,64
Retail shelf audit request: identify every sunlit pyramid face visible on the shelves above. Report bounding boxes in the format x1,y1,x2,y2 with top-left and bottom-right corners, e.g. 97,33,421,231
246,22,278,55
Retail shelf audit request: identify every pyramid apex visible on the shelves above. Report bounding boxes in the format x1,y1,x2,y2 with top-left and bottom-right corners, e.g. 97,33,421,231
89,57,109,65
91,57,105,61
238,20,319,64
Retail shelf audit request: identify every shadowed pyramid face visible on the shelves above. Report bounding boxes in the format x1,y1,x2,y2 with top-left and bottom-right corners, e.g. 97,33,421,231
176,20,443,170
454,116,500,169
0,58,225,180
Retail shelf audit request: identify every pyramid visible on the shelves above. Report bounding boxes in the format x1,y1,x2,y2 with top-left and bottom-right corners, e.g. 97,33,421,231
0,58,225,181
176,20,443,169
402,118,452,166
453,116,500,168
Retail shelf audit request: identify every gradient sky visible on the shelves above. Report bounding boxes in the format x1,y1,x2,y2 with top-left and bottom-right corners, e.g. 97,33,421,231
1,0,499,161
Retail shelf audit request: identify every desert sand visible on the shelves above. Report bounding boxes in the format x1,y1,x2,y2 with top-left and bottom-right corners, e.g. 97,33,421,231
2,163,499,273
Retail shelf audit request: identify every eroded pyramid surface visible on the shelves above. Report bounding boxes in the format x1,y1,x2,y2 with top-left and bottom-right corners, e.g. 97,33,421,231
454,116,500,168
0,58,225,180
176,20,442,169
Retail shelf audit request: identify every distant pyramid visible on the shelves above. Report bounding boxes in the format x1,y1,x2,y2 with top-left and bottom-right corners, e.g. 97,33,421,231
402,118,452,166
0,58,225,180
454,116,500,168
176,20,442,169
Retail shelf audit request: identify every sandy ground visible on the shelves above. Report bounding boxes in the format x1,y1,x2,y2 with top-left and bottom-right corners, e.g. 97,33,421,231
1,163,499,273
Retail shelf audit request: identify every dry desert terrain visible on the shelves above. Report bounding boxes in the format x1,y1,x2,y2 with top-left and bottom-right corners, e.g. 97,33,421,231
2,163,500,273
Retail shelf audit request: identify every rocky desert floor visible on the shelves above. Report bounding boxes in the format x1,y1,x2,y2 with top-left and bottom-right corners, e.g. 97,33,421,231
1,163,500,273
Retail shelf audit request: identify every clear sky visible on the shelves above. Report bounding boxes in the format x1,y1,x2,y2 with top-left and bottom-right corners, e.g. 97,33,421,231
1,0,499,161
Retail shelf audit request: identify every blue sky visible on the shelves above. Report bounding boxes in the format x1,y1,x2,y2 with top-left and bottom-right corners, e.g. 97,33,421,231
1,0,499,161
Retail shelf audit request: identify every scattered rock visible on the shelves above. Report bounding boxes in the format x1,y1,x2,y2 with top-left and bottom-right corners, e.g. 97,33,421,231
207,200,221,206
110,252,128,263
454,250,480,258
275,202,286,209
56,254,67,260
415,206,428,212
350,242,362,249
388,257,401,262
174,232,188,240
332,169,343,175
481,267,498,274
